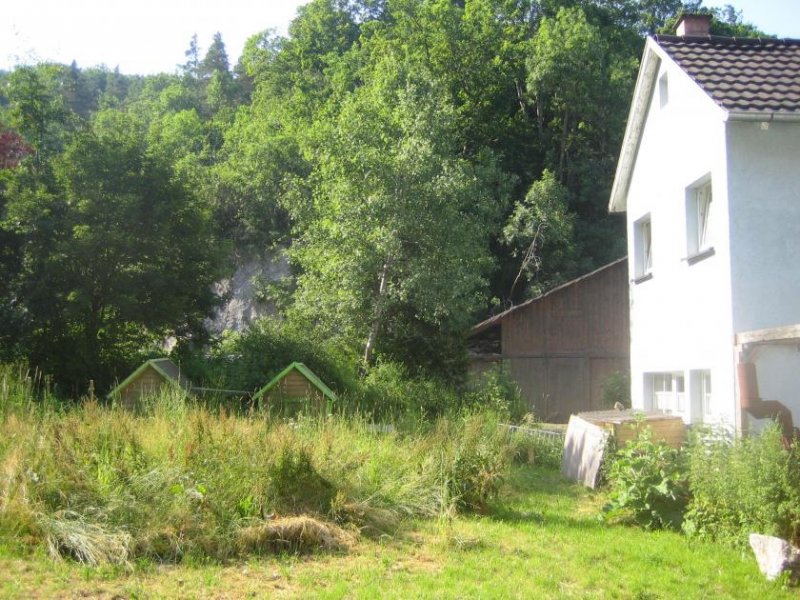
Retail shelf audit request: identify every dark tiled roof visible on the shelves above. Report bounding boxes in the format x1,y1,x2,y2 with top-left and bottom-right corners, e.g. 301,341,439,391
654,35,800,114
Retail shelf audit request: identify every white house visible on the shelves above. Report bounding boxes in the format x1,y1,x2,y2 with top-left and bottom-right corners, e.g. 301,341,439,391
609,15,800,436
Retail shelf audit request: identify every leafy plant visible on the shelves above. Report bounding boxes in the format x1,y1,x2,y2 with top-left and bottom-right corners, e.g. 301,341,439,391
602,425,688,530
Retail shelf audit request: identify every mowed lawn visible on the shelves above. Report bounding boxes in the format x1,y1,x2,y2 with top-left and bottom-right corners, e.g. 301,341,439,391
0,467,788,599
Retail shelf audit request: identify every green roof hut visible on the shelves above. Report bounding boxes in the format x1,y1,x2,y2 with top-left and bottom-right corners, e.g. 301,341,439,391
108,358,192,407
252,362,336,416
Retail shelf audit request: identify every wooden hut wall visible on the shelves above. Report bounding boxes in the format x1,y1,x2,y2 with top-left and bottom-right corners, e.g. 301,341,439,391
500,260,630,422
119,366,167,408
266,370,326,413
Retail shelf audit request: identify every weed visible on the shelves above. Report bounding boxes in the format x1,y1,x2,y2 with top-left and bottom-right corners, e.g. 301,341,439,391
683,424,800,548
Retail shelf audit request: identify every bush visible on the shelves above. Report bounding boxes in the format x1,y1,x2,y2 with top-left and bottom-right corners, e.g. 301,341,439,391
602,425,689,530
176,317,359,398
505,420,564,469
442,412,509,512
359,360,460,420
683,424,800,548
464,366,528,422
601,371,631,409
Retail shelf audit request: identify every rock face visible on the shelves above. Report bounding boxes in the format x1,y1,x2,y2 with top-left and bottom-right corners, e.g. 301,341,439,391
206,252,290,334
749,533,800,584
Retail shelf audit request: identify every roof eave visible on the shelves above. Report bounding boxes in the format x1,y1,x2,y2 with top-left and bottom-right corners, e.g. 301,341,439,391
609,39,662,214
724,110,800,123
253,362,337,403
469,257,628,336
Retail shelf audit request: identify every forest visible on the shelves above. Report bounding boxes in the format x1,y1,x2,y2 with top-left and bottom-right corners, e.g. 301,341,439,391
0,0,763,397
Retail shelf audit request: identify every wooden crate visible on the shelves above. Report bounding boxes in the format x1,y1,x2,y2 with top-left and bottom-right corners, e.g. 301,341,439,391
577,409,685,448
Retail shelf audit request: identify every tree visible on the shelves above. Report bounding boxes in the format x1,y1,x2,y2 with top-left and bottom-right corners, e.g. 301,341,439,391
181,33,201,81
3,109,220,391
0,129,32,169
526,5,632,272
289,58,509,371
503,169,577,298
3,65,75,173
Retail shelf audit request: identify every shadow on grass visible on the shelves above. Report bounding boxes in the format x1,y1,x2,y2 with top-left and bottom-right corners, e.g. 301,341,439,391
485,465,607,530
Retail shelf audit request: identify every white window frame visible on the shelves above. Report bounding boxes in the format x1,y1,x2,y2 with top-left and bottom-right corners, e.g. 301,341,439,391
648,372,686,416
634,215,653,280
658,71,669,108
686,177,713,260
700,370,712,417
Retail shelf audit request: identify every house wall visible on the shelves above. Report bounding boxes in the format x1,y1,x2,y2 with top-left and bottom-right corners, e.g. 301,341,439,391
727,121,800,331
499,260,629,422
727,120,800,423
624,53,737,426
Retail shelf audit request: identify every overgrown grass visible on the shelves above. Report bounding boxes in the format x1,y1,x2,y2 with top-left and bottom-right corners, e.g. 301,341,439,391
0,368,516,566
0,468,790,598
1,367,790,597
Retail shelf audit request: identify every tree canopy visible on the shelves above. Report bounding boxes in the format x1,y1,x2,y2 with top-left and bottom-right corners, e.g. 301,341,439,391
0,1,768,390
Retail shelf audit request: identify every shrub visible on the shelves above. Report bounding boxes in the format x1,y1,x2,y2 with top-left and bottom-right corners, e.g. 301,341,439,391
359,360,463,420
505,420,564,469
602,425,689,530
176,317,359,398
601,371,631,409
464,366,528,422
683,424,800,548
439,412,509,512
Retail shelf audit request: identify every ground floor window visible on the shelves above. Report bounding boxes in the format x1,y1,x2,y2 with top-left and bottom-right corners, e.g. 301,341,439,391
700,369,712,417
645,369,712,423
648,372,685,415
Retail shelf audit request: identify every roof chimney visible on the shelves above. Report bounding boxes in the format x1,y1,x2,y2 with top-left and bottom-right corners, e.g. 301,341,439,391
675,14,711,37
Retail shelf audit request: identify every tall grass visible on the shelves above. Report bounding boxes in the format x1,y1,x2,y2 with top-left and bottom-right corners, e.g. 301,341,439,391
0,371,514,566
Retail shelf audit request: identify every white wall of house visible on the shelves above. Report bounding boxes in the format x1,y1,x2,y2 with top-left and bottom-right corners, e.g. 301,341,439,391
726,120,800,333
624,54,737,426
726,120,800,429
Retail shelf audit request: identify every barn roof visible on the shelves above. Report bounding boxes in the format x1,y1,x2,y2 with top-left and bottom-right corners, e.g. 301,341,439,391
107,358,192,399
252,362,337,403
469,257,627,337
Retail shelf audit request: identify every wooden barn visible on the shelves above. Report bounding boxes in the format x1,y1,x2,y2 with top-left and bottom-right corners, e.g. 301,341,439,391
468,258,630,423
252,362,336,416
107,358,192,407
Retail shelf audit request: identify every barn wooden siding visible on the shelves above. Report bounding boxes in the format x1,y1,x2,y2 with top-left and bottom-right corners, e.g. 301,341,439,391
470,258,630,423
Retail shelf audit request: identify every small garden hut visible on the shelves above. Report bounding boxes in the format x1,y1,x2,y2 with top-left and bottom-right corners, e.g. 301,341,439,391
107,358,192,408
252,362,336,416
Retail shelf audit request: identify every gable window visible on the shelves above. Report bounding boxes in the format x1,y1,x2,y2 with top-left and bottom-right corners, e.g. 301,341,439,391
634,215,653,281
658,72,669,108
686,179,714,262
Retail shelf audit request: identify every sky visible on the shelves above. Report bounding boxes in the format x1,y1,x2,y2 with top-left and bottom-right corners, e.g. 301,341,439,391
1,0,799,76
1,0,310,75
